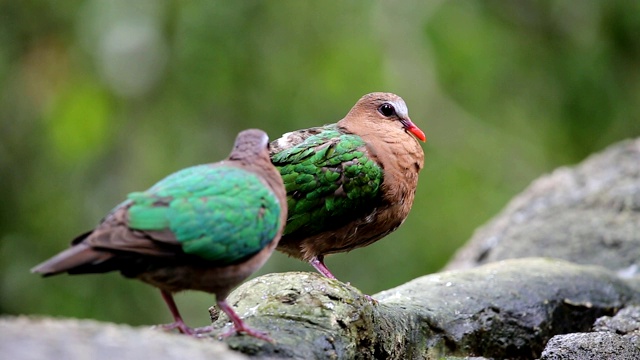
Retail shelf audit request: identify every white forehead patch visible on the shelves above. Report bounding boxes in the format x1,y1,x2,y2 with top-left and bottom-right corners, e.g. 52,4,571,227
390,99,409,118
257,131,269,148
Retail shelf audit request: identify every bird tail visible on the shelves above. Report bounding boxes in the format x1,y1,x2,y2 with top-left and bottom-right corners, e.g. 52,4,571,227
31,242,114,276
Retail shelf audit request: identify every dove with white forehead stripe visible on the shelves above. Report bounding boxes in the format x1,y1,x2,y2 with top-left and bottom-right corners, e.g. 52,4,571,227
270,92,426,291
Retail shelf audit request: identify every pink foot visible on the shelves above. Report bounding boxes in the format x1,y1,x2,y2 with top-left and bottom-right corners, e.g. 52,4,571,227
310,256,377,304
157,290,213,336
217,300,272,342
155,321,196,336
218,324,273,342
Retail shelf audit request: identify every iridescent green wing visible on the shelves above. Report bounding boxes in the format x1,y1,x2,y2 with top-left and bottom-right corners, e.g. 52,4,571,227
125,165,282,264
271,128,383,237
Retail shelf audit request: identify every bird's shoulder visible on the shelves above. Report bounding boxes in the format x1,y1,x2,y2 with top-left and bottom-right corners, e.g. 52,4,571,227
270,124,368,163
270,125,385,237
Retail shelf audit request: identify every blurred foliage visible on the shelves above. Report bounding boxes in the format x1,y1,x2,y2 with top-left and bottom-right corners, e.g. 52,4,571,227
1,0,639,328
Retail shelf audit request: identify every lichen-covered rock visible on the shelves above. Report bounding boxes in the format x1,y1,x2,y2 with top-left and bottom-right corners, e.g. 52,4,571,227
6,258,640,359
6,258,640,360
210,271,386,359
208,259,640,359
445,138,640,274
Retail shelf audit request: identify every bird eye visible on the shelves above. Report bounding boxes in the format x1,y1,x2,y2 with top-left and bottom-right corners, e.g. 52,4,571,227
378,103,396,117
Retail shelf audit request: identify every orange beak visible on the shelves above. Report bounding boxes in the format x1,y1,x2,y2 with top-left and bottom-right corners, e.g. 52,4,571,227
402,119,426,142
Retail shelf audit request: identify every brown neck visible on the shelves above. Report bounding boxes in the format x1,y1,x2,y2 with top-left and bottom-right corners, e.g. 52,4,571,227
339,117,425,204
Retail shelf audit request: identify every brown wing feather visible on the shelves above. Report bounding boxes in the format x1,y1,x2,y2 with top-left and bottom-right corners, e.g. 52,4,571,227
78,204,181,255
31,242,113,276
32,205,182,276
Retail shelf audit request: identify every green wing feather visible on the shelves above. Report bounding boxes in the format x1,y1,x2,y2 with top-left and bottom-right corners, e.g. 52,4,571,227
271,125,383,237
125,165,281,264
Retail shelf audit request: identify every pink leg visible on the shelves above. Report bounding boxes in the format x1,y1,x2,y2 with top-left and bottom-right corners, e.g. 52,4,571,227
158,290,212,336
310,255,337,279
217,299,272,342
310,255,377,303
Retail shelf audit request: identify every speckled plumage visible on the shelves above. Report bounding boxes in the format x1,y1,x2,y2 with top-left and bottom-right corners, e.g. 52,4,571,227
32,129,287,340
271,92,425,283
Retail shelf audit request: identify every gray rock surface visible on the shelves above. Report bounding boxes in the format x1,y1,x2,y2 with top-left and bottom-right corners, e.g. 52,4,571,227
445,138,640,274
6,138,640,359
540,305,640,359
594,305,640,335
5,259,638,360
0,316,247,360
443,137,640,358
539,332,640,360
209,259,639,359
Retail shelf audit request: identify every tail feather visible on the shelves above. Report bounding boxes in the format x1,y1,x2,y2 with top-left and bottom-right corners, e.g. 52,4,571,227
31,243,114,276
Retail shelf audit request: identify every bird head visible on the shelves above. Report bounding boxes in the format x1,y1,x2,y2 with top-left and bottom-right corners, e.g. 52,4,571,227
229,129,271,162
343,92,426,142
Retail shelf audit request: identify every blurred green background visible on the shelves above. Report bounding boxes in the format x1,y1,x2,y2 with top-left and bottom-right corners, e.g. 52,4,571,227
2,1,640,328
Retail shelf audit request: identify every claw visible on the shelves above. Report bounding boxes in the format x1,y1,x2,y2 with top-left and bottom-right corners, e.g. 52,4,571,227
218,324,273,342
364,294,378,305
